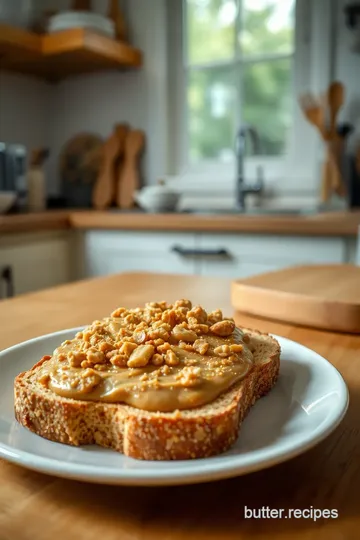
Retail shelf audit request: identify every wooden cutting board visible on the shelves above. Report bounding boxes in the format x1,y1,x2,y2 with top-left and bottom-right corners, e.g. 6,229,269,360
231,264,360,333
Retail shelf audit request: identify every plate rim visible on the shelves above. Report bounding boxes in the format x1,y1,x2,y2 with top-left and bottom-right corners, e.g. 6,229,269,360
0,328,349,486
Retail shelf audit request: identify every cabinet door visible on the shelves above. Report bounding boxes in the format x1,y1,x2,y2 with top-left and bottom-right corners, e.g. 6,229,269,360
0,233,71,295
197,234,346,279
83,231,197,277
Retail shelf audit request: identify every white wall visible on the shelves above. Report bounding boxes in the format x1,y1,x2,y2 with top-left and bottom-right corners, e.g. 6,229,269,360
47,0,169,194
0,72,52,156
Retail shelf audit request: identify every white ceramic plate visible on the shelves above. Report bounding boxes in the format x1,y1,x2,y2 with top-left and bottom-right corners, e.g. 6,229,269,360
0,328,348,486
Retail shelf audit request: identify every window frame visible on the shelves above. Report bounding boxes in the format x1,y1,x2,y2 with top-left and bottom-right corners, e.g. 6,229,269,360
166,0,335,196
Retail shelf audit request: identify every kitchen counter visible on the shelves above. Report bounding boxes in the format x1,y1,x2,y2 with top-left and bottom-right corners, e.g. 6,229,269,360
0,271,358,539
1,209,360,236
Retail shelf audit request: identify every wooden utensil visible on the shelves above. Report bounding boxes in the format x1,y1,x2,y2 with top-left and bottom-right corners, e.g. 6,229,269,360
231,264,360,333
299,93,328,140
72,0,92,10
117,130,145,209
92,130,123,210
327,81,345,137
113,124,130,208
108,0,128,41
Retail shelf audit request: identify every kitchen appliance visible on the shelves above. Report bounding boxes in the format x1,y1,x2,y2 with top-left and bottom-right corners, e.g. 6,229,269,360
0,143,27,211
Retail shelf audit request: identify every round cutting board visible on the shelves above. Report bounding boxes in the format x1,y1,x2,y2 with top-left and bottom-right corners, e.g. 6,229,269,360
231,264,360,334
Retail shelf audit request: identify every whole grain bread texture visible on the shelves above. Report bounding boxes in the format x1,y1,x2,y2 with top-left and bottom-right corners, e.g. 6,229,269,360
14,329,280,460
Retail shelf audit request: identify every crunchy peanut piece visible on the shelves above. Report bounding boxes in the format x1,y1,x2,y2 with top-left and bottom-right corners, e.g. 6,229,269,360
214,344,231,357
193,339,209,355
147,326,170,341
230,343,243,353
119,341,138,357
165,349,180,366
210,320,235,337
207,309,223,324
80,360,92,368
187,306,207,324
172,324,198,342
157,342,171,353
178,341,195,352
110,354,128,367
127,344,154,368
68,350,86,367
178,366,201,387
111,307,127,317
98,341,113,353
75,331,83,339
174,299,192,310
191,323,210,335
133,330,146,344
86,349,106,365
242,333,250,344
154,338,164,347
94,363,108,371
57,353,67,362
152,353,164,366
161,309,178,327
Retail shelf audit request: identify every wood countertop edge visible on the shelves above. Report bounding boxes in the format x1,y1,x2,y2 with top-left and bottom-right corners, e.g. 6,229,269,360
0,210,359,236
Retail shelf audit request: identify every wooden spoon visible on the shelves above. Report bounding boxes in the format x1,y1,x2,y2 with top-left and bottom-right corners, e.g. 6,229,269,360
117,130,145,209
113,124,130,208
92,131,122,210
108,0,128,41
298,93,328,140
328,81,345,138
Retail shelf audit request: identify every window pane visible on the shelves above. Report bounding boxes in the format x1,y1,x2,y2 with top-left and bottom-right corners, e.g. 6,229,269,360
188,67,237,161
242,58,292,155
186,0,237,64
240,0,295,56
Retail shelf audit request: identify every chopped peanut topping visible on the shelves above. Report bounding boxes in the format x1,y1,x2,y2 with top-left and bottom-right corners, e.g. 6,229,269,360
127,344,155,368
38,299,253,412
209,320,235,337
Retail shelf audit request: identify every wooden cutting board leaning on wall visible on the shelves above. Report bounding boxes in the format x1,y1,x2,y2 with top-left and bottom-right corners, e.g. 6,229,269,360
231,265,360,333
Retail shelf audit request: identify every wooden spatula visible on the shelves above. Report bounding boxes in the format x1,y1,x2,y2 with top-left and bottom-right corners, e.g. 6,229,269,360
328,81,344,137
117,130,145,209
92,130,122,210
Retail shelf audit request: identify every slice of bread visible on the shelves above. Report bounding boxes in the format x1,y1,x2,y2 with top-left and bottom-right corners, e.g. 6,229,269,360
14,328,280,460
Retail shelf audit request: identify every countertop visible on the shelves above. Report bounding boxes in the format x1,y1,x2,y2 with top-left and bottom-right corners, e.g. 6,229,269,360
1,209,360,236
0,272,359,540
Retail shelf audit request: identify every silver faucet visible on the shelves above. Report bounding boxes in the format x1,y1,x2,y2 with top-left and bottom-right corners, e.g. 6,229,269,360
235,124,264,211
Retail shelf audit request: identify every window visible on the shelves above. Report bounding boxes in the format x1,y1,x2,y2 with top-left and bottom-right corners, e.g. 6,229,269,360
185,0,295,164
168,0,334,193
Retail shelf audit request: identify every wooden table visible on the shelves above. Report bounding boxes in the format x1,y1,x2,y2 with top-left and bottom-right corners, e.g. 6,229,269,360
0,272,359,540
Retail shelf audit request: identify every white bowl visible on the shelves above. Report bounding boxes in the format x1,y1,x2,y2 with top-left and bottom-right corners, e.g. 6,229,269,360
0,192,16,214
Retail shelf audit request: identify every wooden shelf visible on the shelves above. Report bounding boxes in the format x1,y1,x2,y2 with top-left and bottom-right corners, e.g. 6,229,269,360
0,24,143,81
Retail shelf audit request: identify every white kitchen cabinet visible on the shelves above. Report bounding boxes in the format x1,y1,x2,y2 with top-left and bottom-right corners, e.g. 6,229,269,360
196,233,347,278
82,231,198,278
0,232,72,297
80,230,350,281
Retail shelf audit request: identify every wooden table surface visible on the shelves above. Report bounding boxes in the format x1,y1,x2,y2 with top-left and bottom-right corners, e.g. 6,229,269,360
0,272,359,540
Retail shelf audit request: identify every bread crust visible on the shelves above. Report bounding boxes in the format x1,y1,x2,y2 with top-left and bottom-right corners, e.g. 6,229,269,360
14,330,280,460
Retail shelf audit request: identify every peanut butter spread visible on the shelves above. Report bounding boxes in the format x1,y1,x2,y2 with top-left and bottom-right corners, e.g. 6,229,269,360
37,300,254,412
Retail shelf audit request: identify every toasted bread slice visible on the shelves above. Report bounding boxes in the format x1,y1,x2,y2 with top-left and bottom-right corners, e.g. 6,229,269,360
14,329,280,460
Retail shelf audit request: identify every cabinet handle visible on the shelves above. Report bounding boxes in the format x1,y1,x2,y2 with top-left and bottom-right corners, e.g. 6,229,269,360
171,245,231,258
1,265,14,299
